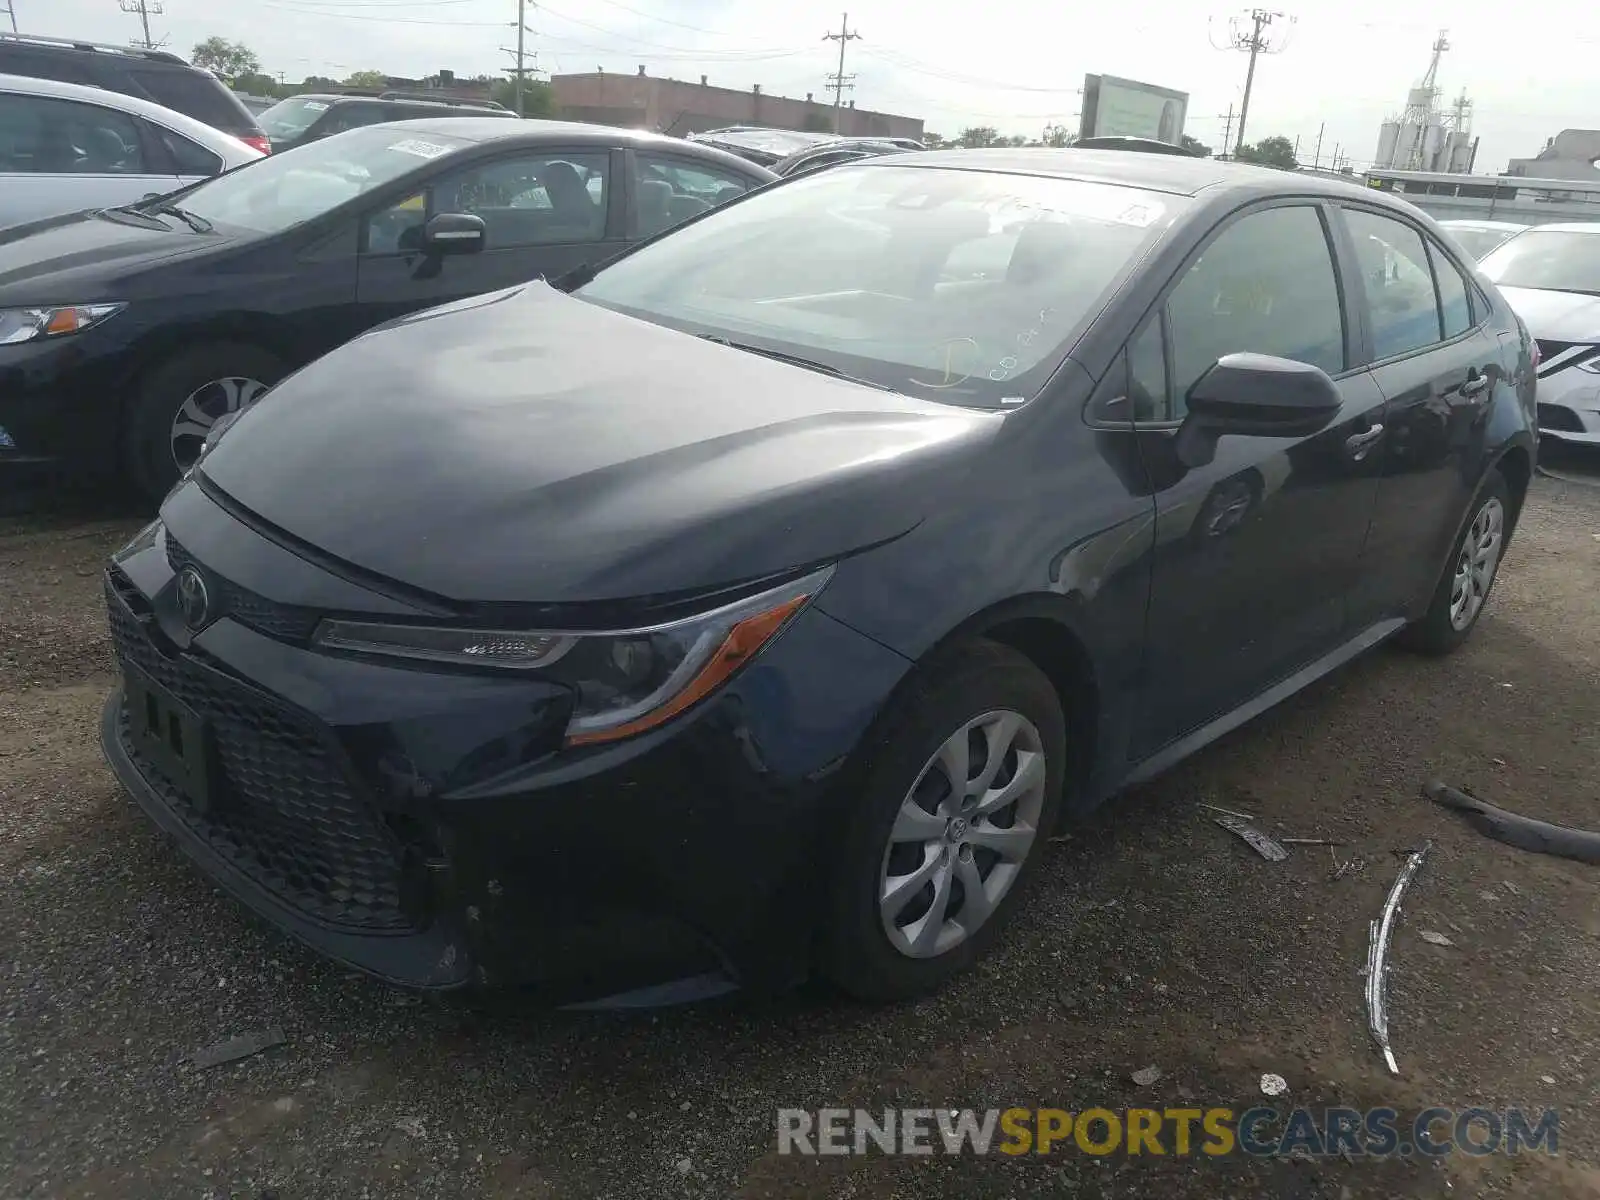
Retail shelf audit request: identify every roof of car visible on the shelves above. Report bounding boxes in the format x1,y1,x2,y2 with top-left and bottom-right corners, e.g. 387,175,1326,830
1439,219,1529,230
879,147,1377,199
364,117,780,171
286,92,502,109
1511,221,1600,234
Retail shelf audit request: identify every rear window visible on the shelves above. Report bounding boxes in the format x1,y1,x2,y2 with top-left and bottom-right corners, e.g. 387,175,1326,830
125,67,256,133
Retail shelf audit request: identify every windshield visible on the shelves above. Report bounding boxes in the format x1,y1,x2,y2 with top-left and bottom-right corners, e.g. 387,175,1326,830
575,164,1179,408
257,97,333,139
1479,229,1600,295
1446,226,1520,261
145,125,469,235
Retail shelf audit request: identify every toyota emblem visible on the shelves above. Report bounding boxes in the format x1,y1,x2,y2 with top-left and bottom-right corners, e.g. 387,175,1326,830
175,566,212,630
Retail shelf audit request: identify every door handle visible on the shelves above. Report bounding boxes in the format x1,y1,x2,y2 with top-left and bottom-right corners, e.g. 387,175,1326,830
1345,423,1385,460
1461,373,1489,398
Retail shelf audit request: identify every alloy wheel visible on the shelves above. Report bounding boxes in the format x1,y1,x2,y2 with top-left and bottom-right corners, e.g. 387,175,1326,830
878,709,1047,959
169,376,269,471
1449,496,1505,631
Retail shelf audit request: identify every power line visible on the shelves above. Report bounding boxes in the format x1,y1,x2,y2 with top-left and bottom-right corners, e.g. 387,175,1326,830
535,3,795,57
822,12,861,134
259,2,505,24
118,0,164,48
1219,8,1294,150
858,46,1078,94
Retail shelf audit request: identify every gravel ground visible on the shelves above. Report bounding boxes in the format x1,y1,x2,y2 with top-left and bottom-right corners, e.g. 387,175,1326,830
2,457,1598,1200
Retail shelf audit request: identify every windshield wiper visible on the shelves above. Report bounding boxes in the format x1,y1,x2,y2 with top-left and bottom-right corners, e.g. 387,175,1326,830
696,334,896,391
146,202,213,233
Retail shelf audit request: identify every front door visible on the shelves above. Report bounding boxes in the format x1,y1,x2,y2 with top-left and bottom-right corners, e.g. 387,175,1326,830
1335,205,1504,625
1129,201,1389,757
355,146,628,328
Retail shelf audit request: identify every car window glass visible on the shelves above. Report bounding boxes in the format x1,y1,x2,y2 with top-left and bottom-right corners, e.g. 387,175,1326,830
636,152,753,237
1429,241,1473,338
437,150,609,246
365,190,427,254
0,92,147,174
155,125,224,176
1165,205,1345,417
126,68,248,130
1128,316,1171,422
0,48,93,84
1343,208,1443,360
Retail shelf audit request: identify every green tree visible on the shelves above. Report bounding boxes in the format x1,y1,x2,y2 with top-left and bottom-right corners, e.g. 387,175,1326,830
190,37,259,82
232,72,280,98
1040,123,1074,148
1179,133,1211,158
957,126,1002,148
922,132,946,148
343,69,388,90
490,78,555,116
1234,135,1298,169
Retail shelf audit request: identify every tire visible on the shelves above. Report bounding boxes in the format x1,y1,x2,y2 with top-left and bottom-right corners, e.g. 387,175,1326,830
819,639,1068,1002
1397,470,1512,656
123,342,286,505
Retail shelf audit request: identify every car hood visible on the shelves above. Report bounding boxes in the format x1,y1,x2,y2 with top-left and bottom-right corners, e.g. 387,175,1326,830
198,282,1001,606
0,210,224,301
1499,285,1600,342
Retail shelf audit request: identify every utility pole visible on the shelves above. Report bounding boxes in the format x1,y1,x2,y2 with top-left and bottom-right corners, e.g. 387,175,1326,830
514,0,526,117
118,0,163,48
1224,8,1290,152
1218,103,1235,157
1,0,16,34
1312,120,1324,168
822,13,861,135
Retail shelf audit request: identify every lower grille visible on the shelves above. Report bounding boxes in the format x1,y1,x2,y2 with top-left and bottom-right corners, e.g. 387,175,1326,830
1538,403,1587,434
106,572,412,932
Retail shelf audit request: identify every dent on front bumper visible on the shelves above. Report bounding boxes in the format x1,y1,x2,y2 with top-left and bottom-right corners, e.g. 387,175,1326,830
97,510,912,1003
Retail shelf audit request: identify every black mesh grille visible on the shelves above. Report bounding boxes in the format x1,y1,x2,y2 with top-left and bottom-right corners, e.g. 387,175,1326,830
165,536,321,643
106,571,412,931
1538,403,1587,433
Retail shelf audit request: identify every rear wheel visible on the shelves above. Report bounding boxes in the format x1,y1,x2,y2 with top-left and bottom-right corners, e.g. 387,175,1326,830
820,640,1067,1002
1398,471,1511,655
123,342,285,504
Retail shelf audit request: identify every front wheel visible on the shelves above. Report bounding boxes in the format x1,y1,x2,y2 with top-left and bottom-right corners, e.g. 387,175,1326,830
820,640,1067,1002
1398,471,1512,655
123,342,286,504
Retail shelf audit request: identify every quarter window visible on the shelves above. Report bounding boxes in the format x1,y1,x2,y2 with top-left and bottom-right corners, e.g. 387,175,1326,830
155,126,224,176
0,93,148,174
1128,317,1170,422
1344,208,1444,360
1163,205,1345,419
636,152,754,237
1428,241,1473,339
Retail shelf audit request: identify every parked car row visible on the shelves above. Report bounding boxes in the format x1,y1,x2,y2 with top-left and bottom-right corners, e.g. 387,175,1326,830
42,139,1536,1005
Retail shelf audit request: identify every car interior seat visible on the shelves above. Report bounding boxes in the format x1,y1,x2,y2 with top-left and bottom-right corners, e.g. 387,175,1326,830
638,178,674,237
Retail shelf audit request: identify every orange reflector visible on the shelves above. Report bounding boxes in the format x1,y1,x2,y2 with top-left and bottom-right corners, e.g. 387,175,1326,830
44,309,81,336
565,594,809,747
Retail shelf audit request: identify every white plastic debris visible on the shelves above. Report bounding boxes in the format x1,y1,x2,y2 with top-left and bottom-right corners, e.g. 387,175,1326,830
1420,930,1454,946
394,1116,426,1140
1131,1065,1162,1086
1260,1073,1289,1097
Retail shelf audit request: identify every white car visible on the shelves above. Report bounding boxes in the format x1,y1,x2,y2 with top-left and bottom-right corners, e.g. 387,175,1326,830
1478,221,1600,447
0,72,264,229
1437,219,1528,261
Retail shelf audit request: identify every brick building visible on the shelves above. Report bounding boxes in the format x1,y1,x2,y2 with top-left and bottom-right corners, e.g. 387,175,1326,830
550,67,922,140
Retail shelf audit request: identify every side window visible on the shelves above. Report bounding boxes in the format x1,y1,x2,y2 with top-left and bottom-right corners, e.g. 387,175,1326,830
1428,240,1473,338
1165,205,1345,417
364,190,427,255
1343,208,1443,360
0,93,147,174
154,126,224,176
1128,316,1171,422
636,152,754,237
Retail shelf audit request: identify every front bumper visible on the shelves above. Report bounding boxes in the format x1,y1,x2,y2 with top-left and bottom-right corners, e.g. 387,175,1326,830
98,500,911,1003
0,331,127,480
1536,368,1600,446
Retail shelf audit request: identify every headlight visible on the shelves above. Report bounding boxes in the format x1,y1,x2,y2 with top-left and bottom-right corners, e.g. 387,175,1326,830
1575,352,1600,375
313,565,834,745
0,303,126,346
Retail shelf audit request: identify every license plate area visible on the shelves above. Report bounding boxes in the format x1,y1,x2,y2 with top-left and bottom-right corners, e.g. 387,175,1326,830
124,665,214,812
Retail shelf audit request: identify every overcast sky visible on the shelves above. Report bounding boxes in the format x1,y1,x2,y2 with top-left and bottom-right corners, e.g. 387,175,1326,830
19,0,1595,172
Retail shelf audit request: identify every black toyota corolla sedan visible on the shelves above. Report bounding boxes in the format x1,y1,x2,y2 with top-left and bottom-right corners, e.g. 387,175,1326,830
0,118,773,502
100,150,1537,1006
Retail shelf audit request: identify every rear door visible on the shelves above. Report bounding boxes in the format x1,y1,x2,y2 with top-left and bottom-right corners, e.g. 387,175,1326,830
1124,201,1389,757
355,144,627,327
0,90,182,228
1333,204,1502,625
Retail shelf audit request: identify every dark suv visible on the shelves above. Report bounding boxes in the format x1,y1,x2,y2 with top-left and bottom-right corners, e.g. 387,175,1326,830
256,91,515,152
0,32,267,153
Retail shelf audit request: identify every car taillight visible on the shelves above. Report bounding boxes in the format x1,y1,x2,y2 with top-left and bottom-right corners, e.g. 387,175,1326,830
239,133,271,155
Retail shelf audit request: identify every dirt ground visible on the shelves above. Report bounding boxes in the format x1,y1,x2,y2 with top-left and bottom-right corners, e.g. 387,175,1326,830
3,455,1598,1200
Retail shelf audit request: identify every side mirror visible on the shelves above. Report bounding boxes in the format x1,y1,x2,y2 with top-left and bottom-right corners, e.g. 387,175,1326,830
422,212,486,255
1175,353,1342,467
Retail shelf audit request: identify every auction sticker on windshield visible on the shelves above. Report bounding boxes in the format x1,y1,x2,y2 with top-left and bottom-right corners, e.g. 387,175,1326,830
302,101,329,112
388,139,455,159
